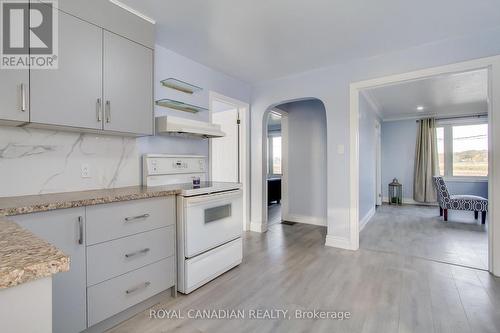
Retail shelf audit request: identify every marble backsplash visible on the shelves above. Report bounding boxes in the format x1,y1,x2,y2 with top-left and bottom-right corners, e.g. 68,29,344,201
0,126,208,197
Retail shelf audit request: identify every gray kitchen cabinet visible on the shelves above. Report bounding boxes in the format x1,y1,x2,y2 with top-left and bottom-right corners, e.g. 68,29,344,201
0,70,29,124
12,208,87,333
103,31,154,135
37,0,155,48
30,11,103,130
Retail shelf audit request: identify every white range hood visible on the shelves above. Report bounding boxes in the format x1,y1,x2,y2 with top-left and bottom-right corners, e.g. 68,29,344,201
155,115,225,139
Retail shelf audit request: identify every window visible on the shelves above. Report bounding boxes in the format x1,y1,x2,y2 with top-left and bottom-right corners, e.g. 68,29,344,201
268,135,282,176
271,136,282,174
436,127,444,176
435,120,488,179
452,124,488,177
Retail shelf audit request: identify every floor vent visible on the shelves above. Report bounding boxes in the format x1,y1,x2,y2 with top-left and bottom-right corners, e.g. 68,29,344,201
281,221,297,225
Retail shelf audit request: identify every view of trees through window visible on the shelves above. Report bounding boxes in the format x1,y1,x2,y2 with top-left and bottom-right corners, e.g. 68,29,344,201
453,124,488,176
436,123,488,177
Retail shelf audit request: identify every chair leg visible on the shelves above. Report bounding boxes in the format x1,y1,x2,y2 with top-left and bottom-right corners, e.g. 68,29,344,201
482,211,486,225
440,207,443,216
474,211,479,220
443,209,448,221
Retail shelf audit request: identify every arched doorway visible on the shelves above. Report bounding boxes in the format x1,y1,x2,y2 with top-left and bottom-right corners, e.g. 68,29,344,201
261,98,328,231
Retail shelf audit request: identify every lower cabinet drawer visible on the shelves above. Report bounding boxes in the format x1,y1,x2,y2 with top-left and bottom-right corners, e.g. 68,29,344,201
87,257,175,327
87,226,175,286
183,238,242,294
86,196,175,245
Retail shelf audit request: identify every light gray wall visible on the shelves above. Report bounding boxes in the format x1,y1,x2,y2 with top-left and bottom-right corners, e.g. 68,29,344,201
0,44,251,197
448,181,488,198
359,95,380,219
150,45,253,157
279,99,327,223
381,120,417,199
250,26,500,240
381,119,488,201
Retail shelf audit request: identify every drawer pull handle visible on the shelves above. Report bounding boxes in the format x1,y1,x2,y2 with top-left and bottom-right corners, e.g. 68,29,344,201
125,281,151,295
105,100,111,123
125,248,150,258
124,213,150,222
21,83,26,112
78,216,84,245
96,98,102,122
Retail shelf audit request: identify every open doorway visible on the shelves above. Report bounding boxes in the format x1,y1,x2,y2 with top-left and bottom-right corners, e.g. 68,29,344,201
209,92,250,230
266,111,283,225
357,68,490,270
263,98,327,230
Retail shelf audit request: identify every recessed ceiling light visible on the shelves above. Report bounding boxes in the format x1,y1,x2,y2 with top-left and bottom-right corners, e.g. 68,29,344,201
416,106,425,111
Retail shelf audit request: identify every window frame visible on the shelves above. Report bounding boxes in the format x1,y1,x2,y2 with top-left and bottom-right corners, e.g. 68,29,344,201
268,131,282,177
436,117,488,182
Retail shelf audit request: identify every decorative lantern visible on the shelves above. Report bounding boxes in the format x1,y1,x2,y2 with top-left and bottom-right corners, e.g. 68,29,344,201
388,178,402,205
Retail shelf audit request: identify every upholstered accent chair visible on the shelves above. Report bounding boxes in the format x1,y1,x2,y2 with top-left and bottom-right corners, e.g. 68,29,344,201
433,176,488,224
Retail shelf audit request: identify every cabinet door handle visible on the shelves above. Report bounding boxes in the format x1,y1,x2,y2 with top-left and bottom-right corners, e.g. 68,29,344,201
78,216,83,245
124,213,150,222
20,84,26,112
96,98,102,122
105,100,111,123
125,248,150,258
125,281,150,295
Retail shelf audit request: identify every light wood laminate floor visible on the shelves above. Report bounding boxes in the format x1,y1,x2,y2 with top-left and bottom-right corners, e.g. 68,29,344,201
109,221,500,333
361,204,488,270
268,203,282,226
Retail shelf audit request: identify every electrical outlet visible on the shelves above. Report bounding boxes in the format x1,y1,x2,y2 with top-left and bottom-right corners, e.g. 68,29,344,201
81,164,91,178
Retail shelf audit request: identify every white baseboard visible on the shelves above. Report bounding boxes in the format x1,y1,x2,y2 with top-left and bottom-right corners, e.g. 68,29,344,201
250,221,267,233
382,196,438,206
359,206,376,231
325,235,356,250
283,214,327,226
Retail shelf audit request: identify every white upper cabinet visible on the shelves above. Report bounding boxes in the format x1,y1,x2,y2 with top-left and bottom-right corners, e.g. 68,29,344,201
0,70,29,124
103,31,154,135
0,1,155,135
38,0,155,48
30,11,103,130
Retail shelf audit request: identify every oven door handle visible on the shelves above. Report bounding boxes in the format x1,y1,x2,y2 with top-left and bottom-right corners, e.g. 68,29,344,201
184,189,242,205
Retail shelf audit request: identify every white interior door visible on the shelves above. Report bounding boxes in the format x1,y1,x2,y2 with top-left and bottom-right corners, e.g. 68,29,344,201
211,109,239,182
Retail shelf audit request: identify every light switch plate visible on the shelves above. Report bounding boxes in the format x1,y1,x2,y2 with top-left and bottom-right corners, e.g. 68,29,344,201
337,144,345,155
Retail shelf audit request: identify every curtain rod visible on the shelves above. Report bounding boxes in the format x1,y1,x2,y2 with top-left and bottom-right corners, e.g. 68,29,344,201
416,113,487,122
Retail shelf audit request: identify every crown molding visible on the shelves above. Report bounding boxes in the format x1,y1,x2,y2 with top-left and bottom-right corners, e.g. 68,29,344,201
108,0,156,24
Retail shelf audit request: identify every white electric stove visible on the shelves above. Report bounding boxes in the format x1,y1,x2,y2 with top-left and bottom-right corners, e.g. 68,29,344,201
142,154,243,294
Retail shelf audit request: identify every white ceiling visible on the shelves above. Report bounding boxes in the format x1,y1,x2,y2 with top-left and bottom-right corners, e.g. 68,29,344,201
362,69,488,121
116,0,500,83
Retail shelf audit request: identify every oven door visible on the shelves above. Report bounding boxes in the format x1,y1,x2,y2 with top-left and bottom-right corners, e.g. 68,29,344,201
181,189,242,258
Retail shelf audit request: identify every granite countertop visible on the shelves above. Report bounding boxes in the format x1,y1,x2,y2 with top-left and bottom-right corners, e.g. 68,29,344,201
0,185,184,217
0,183,240,289
0,218,69,289
0,185,183,289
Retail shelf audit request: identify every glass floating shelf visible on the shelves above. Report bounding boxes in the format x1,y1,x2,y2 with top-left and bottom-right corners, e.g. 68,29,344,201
155,99,208,113
160,78,203,94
